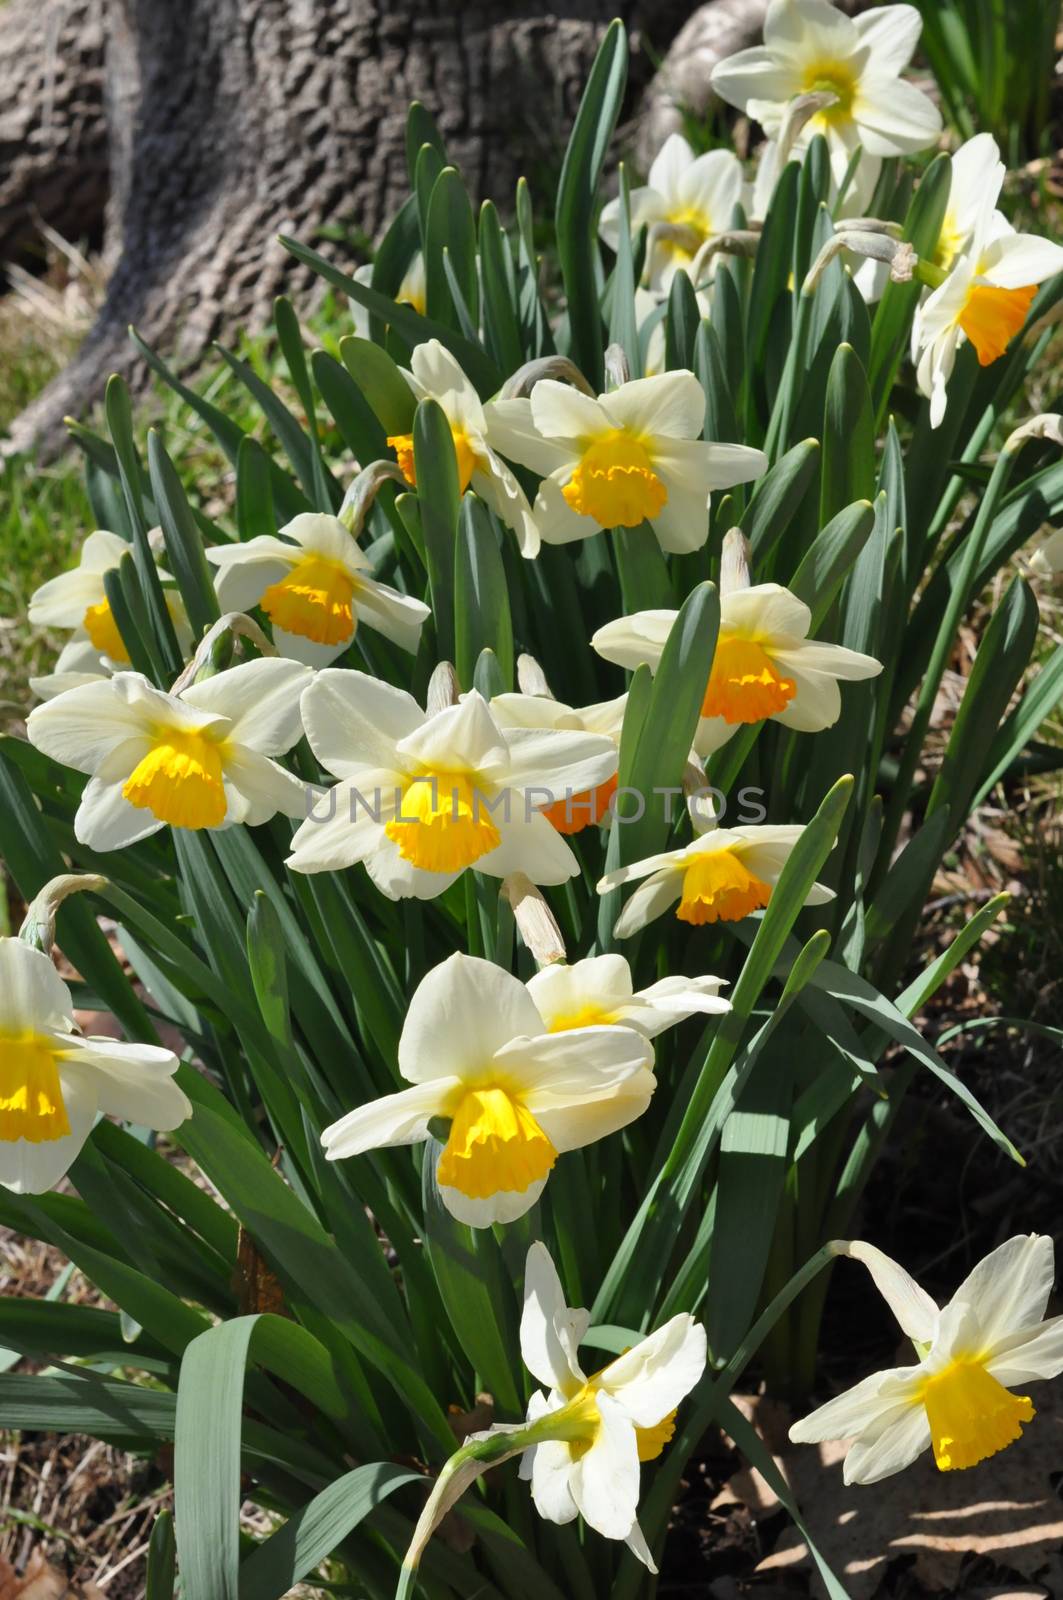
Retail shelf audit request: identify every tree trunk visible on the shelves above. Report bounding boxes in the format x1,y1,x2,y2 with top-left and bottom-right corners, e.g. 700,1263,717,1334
0,0,108,266
4,0,693,461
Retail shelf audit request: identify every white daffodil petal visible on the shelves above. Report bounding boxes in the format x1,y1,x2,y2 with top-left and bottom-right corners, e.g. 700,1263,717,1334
613,872,684,938
270,628,350,670
532,1068,657,1153
224,749,314,824
983,232,1063,290
280,512,366,567
27,675,157,774
494,1026,653,1111
602,371,705,441
493,727,616,797
207,553,294,614
286,773,398,874
598,1314,707,1427
771,641,882,682
321,1077,458,1158
399,953,545,1084
571,1391,641,1540
624,1519,658,1574
654,437,767,493
180,658,311,753
711,46,801,112
772,669,842,733
530,381,610,445
986,1315,1063,1386
0,942,73,1034
482,398,574,478
472,456,542,559
473,808,581,887
855,75,943,156
647,132,694,197
847,1240,940,1344
842,1403,932,1485
395,692,507,774
534,475,599,546
765,0,857,57
789,1365,923,1444
649,475,712,556
352,579,431,655
410,340,482,414
852,4,922,73
75,767,169,851
59,1040,189,1128
528,1436,581,1524
949,1233,1057,1348
521,1240,588,1392
438,1176,548,1227
28,568,109,629
300,669,424,778
591,609,676,673
722,583,811,639
525,954,634,1026
361,837,461,902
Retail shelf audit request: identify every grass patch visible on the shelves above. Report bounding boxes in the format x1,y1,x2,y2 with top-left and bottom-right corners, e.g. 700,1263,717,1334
0,458,87,711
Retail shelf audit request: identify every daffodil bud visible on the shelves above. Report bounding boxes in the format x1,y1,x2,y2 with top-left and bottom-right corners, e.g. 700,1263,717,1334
603,342,630,392
516,653,554,698
1004,412,1063,455
425,660,461,714
169,611,275,695
719,528,752,597
500,872,566,966
498,356,596,402
18,873,107,957
336,459,408,536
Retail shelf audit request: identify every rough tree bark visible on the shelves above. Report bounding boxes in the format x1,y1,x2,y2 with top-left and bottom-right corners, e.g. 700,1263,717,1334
0,0,108,266
3,0,696,460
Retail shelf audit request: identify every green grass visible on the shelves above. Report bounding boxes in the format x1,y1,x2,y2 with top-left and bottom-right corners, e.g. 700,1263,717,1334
0,459,87,710
0,285,357,711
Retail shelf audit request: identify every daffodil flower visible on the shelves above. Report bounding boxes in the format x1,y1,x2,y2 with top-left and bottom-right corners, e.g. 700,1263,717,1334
511,1241,706,1568
26,659,312,849
592,584,881,757
912,149,1063,427
0,937,190,1194
384,340,542,557
205,512,430,668
526,953,729,1037
490,689,626,835
790,1235,1063,1482
711,1,942,190
599,133,747,294
320,955,655,1225
599,821,833,936
349,252,426,335
28,529,191,667
286,671,617,897
484,372,766,554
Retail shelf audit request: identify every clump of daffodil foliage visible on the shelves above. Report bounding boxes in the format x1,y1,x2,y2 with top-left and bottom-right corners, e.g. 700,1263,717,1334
3,4,1063,1596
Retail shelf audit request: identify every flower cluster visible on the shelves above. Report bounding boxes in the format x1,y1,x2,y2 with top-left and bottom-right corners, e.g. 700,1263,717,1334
5,0,1063,1585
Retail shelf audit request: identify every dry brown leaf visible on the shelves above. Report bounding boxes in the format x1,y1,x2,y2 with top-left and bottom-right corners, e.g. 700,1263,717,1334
711,1392,792,1518
0,1551,104,1600
718,1380,1063,1600
233,1226,288,1317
